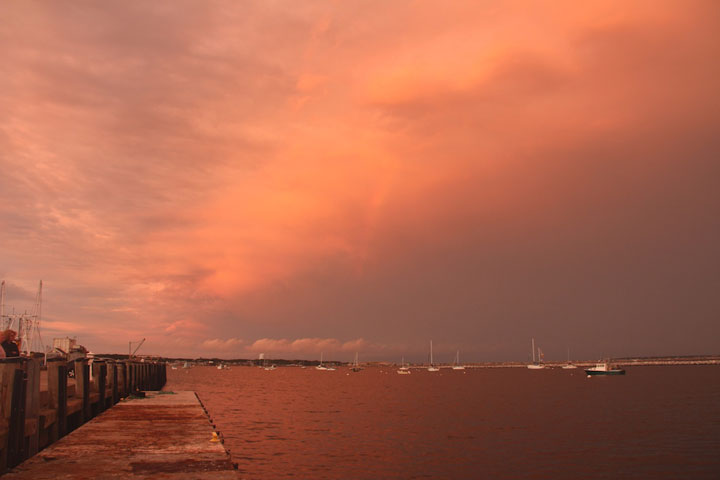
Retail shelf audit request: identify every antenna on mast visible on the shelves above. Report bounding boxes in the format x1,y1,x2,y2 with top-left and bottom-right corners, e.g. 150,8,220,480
0,280,5,329
18,280,45,355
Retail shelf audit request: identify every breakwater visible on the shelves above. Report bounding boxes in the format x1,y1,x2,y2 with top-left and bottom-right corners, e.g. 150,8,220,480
0,355,166,473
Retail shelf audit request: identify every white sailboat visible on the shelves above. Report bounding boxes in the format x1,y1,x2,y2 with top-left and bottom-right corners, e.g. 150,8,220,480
351,352,363,372
316,352,328,370
428,341,440,372
527,338,545,369
397,356,411,374
562,347,577,369
452,350,465,370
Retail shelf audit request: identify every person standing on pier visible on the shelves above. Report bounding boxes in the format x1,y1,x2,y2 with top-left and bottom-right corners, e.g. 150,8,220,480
1,329,20,357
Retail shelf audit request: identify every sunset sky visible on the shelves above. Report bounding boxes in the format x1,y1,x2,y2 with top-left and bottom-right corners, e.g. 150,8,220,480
1,1,718,362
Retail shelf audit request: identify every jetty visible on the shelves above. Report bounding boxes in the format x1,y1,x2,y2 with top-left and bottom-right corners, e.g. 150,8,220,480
1,390,237,479
0,354,235,478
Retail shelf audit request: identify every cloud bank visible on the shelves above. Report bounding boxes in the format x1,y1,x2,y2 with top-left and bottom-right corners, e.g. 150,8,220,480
1,1,718,360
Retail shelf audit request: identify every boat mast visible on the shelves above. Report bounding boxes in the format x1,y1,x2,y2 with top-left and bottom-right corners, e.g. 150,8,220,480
531,338,536,363
430,340,434,366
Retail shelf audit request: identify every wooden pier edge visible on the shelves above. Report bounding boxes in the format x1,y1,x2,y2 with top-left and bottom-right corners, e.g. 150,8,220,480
1,390,238,479
0,356,168,474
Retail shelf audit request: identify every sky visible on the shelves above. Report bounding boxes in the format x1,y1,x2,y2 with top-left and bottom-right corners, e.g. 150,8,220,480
1,1,718,362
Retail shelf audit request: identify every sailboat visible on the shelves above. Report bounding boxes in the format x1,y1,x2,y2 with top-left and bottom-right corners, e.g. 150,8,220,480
452,350,465,370
428,341,440,372
562,347,577,369
316,352,328,370
263,356,276,371
351,352,363,372
397,356,411,374
527,338,545,369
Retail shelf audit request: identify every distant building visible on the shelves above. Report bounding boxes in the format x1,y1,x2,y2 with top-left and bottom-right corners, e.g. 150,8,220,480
52,336,88,362
53,337,78,353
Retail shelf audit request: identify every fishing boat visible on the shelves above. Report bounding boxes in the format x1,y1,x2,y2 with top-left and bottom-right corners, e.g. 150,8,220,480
585,362,625,375
562,347,577,369
452,350,465,370
428,341,440,372
397,356,411,374
351,352,363,372
527,338,545,369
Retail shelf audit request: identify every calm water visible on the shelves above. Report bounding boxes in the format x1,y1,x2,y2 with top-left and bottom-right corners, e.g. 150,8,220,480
165,365,720,479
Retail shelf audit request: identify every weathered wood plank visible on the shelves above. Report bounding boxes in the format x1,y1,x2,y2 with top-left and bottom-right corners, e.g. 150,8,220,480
3,391,238,479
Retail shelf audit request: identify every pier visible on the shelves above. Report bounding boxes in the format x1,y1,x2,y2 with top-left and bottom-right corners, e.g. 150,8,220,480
1,390,237,479
0,354,174,475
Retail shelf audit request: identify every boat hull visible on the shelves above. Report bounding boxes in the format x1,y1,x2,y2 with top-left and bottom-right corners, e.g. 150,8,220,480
584,369,625,375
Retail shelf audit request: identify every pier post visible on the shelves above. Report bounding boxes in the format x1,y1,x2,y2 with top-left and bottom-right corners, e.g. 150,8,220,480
118,362,126,398
127,362,134,393
0,358,25,471
111,362,118,405
24,354,42,457
46,357,67,441
7,360,27,468
93,361,106,414
74,358,90,423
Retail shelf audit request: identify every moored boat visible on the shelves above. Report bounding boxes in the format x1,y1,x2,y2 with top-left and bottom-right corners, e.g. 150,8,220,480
397,356,411,374
427,340,440,372
527,338,545,369
585,362,625,375
351,352,363,372
452,350,465,370
562,347,577,369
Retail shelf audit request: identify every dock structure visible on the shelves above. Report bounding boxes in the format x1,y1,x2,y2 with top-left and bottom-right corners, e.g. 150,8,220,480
0,355,167,473
2,391,238,479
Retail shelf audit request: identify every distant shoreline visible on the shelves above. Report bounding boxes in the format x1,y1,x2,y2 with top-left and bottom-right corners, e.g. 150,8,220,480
108,354,720,368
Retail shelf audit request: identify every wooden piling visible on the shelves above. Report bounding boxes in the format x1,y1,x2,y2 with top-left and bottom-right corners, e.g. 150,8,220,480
74,358,90,423
23,355,41,458
45,357,67,442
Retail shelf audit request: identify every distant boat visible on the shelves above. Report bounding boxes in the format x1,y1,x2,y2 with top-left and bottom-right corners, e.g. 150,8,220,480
397,356,411,374
562,347,577,369
527,338,545,369
452,350,465,370
428,341,440,372
316,352,335,371
262,357,276,370
351,352,363,372
316,352,328,370
585,362,625,376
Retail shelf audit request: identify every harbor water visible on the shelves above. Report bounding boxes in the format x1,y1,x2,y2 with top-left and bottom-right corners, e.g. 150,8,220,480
165,365,720,479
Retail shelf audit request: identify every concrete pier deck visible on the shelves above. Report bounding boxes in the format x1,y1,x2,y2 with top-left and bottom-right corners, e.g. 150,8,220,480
2,391,238,479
